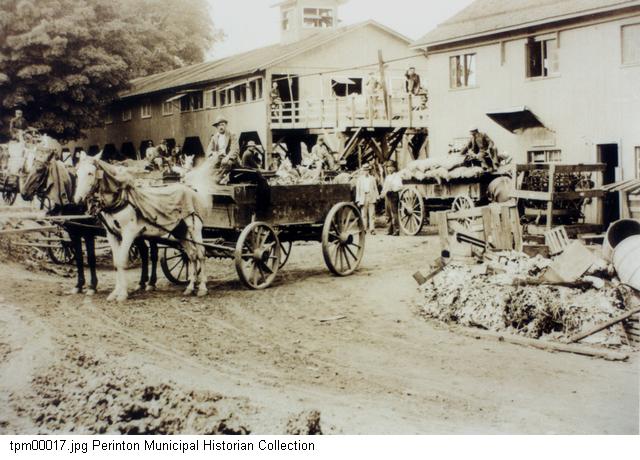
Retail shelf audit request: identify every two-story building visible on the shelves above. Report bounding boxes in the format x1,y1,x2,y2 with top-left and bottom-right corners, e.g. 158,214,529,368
412,0,640,183
72,0,428,167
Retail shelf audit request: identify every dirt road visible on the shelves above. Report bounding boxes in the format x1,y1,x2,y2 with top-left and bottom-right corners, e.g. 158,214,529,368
0,232,638,434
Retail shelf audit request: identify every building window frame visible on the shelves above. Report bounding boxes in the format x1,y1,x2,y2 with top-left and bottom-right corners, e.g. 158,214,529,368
526,35,559,79
621,23,640,66
140,101,152,119
449,53,477,89
105,110,113,125
635,146,640,179
302,7,334,29
249,78,263,101
162,101,174,116
282,8,293,31
122,108,132,122
527,149,562,163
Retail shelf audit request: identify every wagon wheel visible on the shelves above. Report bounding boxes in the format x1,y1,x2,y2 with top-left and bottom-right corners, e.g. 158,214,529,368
322,202,366,276
47,238,75,265
398,187,424,236
279,241,292,269
160,246,190,286
234,222,281,290
451,195,474,229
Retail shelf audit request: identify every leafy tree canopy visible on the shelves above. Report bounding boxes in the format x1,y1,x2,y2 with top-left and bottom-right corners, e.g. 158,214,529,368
0,0,222,141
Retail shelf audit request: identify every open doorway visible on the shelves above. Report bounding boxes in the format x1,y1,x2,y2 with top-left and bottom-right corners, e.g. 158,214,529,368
598,143,620,224
272,74,299,123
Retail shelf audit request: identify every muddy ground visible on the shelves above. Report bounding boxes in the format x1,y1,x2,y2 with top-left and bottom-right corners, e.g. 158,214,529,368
0,211,638,434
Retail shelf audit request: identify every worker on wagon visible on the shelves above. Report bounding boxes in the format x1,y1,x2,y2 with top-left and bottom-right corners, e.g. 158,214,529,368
461,126,499,172
380,160,403,236
207,116,239,161
9,109,28,141
241,141,263,170
355,164,379,235
310,136,337,171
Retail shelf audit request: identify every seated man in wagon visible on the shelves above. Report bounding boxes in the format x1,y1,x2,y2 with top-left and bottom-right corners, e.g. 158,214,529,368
461,126,499,172
207,116,240,184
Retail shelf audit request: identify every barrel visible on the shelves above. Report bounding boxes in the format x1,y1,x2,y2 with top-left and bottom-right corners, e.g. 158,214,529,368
602,219,640,262
612,235,640,290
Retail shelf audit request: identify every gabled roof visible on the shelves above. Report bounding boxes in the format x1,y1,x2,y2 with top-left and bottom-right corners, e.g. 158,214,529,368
412,0,640,49
121,20,410,100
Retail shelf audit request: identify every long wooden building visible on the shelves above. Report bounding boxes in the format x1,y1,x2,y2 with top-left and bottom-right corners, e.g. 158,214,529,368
70,0,428,168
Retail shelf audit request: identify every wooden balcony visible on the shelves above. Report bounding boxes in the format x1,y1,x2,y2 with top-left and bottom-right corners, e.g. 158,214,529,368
270,94,428,130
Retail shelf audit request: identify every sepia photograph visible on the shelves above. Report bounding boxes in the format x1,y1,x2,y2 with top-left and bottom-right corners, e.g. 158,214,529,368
0,0,638,442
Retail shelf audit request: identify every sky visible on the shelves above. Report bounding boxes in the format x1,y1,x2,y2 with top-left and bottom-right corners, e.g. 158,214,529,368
206,0,475,59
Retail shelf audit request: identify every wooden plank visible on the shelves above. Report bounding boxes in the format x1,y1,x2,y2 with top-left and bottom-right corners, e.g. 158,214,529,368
546,163,556,230
0,226,58,235
458,328,629,361
511,190,552,201
568,307,640,343
434,211,449,252
510,207,523,251
554,190,607,200
516,163,606,173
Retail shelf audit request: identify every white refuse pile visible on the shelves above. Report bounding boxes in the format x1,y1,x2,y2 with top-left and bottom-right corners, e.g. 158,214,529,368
399,154,485,183
418,249,633,347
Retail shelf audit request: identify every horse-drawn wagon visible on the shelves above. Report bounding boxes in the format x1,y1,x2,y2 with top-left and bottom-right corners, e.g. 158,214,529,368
397,171,510,236
160,171,366,290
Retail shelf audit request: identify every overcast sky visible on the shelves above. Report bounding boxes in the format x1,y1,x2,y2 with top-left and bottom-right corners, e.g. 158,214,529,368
207,0,475,58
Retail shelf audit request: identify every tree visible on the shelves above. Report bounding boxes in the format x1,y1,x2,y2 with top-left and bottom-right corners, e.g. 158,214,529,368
0,0,221,141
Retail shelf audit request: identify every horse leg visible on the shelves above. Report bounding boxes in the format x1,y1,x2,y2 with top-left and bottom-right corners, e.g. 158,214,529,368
135,238,149,291
69,229,85,295
85,234,98,295
105,232,122,302
113,229,137,302
191,217,207,297
148,241,158,291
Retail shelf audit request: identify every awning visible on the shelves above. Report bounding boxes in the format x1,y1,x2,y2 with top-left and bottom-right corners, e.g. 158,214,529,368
165,93,187,103
486,106,545,133
331,76,356,85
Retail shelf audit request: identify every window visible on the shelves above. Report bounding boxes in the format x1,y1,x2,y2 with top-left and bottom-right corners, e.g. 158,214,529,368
210,90,217,108
527,149,562,163
526,37,559,78
122,108,132,122
249,79,263,100
622,24,640,65
105,110,113,125
331,77,362,97
220,90,228,106
303,7,334,29
162,101,173,116
233,84,247,104
282,8,293,31
449,53,476,88
635,147,640,179
141,102,151,119
180,92,204,112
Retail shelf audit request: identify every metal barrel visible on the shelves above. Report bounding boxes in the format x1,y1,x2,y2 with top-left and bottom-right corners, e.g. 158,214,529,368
612,234,640,290
602,218,640,262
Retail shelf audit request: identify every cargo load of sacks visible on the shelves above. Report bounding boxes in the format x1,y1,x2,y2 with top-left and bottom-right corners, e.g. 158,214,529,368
399,154,486,184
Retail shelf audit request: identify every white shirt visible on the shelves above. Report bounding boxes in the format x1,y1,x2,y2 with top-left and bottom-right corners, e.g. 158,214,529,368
382,172,403,195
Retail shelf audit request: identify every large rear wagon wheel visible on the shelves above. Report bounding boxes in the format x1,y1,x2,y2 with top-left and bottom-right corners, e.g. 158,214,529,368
160,246,190,286
234,222,281,290
398,187,424,236
47,241,75,265
322,202,365,276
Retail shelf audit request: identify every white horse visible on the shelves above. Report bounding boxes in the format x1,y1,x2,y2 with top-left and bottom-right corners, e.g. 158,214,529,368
74,152,208,301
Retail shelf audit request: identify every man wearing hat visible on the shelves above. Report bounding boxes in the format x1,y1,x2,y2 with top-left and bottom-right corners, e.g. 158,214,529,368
461,126,498,171
380,160,403,236
355,163,379,235
206,115,239,161
241,140,262,169
310,135,337,170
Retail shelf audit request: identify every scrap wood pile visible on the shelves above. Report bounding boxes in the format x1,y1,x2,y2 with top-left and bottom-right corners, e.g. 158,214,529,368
417,244,639,350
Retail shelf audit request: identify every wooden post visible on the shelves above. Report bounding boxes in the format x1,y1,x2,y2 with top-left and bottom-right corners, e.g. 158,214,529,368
546,163,556,230
408,94,413,128
351,96,356,124
335,97,340,128
378,50,389,120
387,94,394,125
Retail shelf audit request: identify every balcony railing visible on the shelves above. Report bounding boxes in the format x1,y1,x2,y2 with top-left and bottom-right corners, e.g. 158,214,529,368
270,94,428,129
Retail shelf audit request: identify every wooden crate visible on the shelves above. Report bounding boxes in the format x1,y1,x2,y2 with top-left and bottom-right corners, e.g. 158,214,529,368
434,200,523,257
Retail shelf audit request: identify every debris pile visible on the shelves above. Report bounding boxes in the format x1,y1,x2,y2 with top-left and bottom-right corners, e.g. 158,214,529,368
417,250,633,347
268,159,353,186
